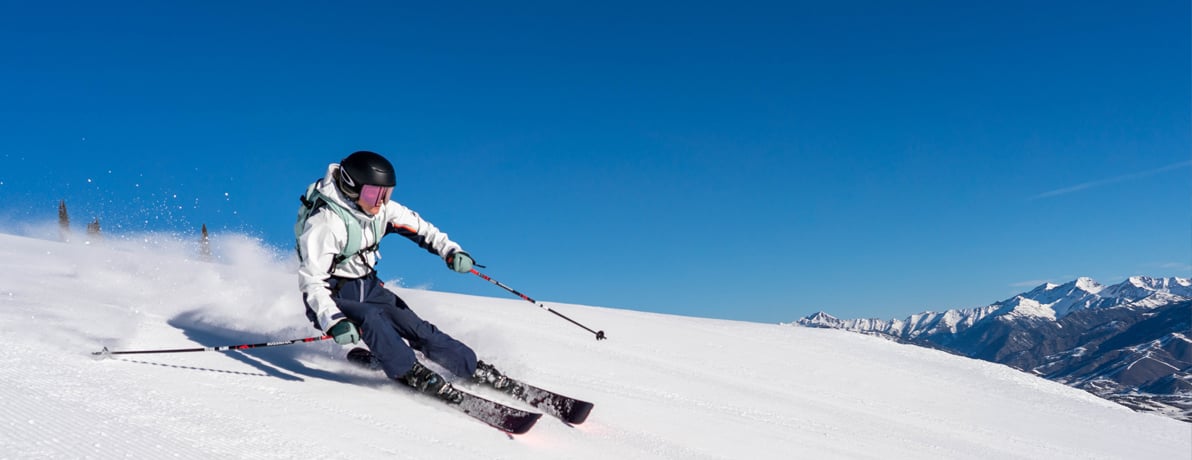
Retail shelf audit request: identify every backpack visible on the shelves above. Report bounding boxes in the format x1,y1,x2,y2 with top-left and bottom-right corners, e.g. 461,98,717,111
294,180,386,272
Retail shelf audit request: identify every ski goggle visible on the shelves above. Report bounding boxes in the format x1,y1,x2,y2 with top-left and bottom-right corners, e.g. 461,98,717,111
359,184,393,207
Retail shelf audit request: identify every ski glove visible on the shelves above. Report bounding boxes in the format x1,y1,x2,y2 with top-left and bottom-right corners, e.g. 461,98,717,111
447,251,474,273
328,321,360,345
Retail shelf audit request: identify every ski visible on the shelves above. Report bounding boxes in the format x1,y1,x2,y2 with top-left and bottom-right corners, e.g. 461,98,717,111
349,349,540,434
348,347,593,425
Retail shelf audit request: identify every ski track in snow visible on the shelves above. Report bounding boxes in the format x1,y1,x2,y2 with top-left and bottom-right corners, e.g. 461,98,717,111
0,232,1189,459
0,342,295,459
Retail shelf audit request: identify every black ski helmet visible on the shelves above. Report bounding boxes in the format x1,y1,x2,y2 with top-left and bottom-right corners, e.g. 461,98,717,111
337,151,396,198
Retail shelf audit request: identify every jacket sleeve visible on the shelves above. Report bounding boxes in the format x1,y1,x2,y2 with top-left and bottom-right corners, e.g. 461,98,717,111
297,210,349,333
383,202,464,261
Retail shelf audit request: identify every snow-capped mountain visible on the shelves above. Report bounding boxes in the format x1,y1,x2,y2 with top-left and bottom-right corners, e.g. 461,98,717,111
796,277,1192,422
999,276,1106,319
797,304,1004,341
1096,276,1192,307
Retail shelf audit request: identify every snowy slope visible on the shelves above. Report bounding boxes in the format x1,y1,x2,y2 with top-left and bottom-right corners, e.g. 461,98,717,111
0,232,1187,459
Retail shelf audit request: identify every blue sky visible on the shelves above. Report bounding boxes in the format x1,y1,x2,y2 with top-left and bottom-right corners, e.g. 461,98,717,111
1,1,1188,323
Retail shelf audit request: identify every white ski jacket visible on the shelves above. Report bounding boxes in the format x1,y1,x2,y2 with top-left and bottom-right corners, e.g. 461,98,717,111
297,164,464,333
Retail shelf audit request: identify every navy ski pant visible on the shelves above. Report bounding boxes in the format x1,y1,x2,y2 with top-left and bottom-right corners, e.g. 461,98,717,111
309,274,478,380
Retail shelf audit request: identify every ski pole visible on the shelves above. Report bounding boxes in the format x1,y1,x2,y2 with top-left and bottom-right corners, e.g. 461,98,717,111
92,335,332,359
470,269,607,340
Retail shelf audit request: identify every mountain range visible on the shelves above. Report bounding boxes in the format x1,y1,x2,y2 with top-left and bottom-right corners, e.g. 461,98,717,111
795,276,1192,422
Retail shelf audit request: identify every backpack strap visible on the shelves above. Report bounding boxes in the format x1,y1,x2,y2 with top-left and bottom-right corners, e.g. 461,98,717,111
296,182,386,273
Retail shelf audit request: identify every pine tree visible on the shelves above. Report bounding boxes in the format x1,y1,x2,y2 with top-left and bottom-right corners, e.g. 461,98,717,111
200,224,212,261
58,200,70,242
86,218,101,236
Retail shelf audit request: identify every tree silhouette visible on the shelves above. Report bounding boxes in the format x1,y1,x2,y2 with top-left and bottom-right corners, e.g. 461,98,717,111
87,218,101,236
58,200,70,242
200,224,212,261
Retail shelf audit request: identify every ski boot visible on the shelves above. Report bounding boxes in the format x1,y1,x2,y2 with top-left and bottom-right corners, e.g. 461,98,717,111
346,347,381,370
401,362,464,404
471,360,516,393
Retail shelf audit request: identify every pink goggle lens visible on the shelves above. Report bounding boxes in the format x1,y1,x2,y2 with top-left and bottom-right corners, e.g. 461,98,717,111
359,184,393,207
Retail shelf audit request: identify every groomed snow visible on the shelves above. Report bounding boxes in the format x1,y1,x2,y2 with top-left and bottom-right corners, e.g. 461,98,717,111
0,232,1187,459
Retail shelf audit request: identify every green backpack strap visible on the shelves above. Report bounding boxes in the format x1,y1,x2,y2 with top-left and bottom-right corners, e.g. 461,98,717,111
295,182,385,271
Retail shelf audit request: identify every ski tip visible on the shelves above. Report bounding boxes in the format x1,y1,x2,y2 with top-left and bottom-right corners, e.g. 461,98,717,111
508,413,542,435
565,402,594,425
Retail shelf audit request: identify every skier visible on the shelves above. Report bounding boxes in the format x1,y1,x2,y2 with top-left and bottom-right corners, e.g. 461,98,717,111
295,150,506,402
